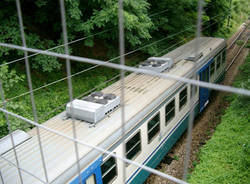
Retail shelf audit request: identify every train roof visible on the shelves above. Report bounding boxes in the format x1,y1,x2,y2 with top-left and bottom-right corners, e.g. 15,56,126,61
0,37,226,184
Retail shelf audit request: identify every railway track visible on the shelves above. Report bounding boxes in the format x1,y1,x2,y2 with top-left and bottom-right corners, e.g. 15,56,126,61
147,23,250,184
227,23,247,50
226,33,250,71
226,23,250,71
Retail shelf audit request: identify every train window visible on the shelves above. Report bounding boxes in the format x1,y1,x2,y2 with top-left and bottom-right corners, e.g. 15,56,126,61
101,157,117,184
205,68,209,82
147,113,160,143
179,87,187,110
222,50,226,63
126,131,141,161
216,55,221,69
210,61,215,76
165,99,175,125
86,174,96,184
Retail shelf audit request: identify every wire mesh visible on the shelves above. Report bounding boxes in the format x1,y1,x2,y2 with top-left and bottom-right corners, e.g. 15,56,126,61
1,42,249,96
15,0,48,182
0,9,234,108
0,0,248,184
183,0,204,180
118,0,127,183
59,0,82,183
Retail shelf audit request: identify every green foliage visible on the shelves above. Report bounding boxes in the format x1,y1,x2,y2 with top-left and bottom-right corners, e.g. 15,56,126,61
0,64,25,91
173,155,179,161
0,0,62,72
0,0,153,71
203,0,230,36
141,0,198,55
189,54,250,184
0,65,119,138
77,0,153,50
0,0,248,140
211,0,250,38
150,0,197,32
1,0,248,72
236,40,250,48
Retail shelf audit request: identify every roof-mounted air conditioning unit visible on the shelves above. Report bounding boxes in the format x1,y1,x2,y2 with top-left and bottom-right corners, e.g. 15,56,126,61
66,92,120,124
139,57,174,73
186,52,203,61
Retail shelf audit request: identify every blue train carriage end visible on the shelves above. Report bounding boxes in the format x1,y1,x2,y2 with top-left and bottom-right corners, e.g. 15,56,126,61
70,157,103,184
198,45,227,112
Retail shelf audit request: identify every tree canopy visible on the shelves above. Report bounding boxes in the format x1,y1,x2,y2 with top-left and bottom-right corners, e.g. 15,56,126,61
0,0,249,137
0,0,247,74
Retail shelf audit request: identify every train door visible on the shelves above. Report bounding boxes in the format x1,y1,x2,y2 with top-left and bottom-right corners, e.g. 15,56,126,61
199,63,210,112
70,157,103,184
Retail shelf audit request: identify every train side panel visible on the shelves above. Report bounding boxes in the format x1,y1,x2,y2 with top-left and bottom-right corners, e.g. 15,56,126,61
66,39,227,184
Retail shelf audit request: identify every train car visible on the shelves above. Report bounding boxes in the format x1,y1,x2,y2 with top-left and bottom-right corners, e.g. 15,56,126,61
0,37,226,184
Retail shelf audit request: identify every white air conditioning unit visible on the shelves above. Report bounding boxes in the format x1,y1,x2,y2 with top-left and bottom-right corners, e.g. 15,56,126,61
66,92,120,123
139,57,174,72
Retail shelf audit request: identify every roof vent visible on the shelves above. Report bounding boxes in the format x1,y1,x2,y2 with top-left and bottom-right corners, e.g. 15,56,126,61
139,57,174,72
66,92,120,123
186,52,203,61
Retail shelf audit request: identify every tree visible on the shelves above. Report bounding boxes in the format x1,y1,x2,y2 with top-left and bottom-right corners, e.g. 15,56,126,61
203,0,230,36
65,0,154,57
0,64,24,91
0,0,63,72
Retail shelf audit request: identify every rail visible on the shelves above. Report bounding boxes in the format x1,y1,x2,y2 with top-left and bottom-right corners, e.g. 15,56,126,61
226,34,250,71
226,23,250,72
227,23,247,50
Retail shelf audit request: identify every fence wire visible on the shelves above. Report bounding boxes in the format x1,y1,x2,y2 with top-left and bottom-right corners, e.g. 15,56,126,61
0,0,248,184
0,107,188,184
1,42,249,96
183,0,204,180
59,0,82,183
0,10,233,108
15,0,49,182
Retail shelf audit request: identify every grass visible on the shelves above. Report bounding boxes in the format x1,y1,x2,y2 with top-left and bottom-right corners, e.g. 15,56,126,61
173,155,179,161
188,54,250,184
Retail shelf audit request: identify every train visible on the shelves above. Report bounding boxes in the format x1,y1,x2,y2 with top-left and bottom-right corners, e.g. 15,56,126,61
0,37,227,184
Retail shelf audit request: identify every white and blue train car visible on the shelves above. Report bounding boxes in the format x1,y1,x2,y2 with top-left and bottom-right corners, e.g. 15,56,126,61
0,37,226,184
